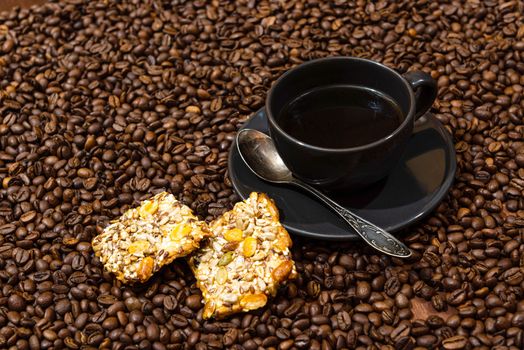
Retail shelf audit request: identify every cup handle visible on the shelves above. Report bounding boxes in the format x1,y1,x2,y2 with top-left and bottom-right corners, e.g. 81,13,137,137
403,71,437,120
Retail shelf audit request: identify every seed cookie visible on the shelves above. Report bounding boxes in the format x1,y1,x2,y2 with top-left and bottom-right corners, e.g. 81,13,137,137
93,192,209,283
189,192,297,318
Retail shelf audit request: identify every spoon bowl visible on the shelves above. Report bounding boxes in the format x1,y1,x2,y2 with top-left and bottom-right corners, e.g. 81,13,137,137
237,129,293,183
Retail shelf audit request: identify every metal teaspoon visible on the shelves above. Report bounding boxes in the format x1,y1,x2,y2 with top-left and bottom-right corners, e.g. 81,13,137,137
236,129,412,258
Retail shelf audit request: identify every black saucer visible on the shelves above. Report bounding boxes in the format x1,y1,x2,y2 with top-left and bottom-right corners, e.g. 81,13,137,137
228,108,456,240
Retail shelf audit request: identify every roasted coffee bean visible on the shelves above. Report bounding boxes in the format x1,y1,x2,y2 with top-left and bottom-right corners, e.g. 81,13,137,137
395,336,415,350
336,310,352,331
125,297,142,312
417,334,437,348
442,335,468,350
102,317,119,331
382,309,396,325
398,308,413,320
447,289,467,306
185,295,202,310
391,322,411,342
284,300,303,317
371,275,386,290
384,276,401,296
7,294,26,311
223,328,238,346
395,293,410,309
307,281,321,298
431,294,446,312
276,328,290,340
163,295,177,311
356,281,372,300
427,315,445,329
146,324,160,342
295,334,310,349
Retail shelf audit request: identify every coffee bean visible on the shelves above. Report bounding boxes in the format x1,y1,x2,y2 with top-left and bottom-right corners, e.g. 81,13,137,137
437,326,455,340
442,335,468,350
7,294,25,312
43,329,57,342
242,339,258,350
129,310,144,325
293,319,310,331
125,297,142,312
417,334,437,347
162,295,177,311
186,331,199,347
311,315,329,325
502,267,523,285
356,281,371,300
295,334,310,349
431,294,446,312
223,328,238,346
398,308,413,320
395,293,410,309
447,315,461,328
427,315,445,329
55,299,71,315
102,317,119,331
171,314,188,328
185,294,202,310
371,275,386,290
395,336,415,350
384,276,401,296
338,255,355,269
336,311,351,331
422,251,441,267
146,324,160,342
447,289,467,306
276,328,291,340
382,309,396,325
391,322,411,342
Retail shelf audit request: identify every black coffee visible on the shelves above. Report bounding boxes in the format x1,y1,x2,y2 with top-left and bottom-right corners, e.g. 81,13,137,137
277,85,403,148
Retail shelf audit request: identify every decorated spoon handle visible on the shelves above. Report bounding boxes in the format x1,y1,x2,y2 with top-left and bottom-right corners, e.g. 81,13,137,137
292,180,412,258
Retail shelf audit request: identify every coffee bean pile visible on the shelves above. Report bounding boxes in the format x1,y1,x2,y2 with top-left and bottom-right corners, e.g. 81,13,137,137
0,0,522,349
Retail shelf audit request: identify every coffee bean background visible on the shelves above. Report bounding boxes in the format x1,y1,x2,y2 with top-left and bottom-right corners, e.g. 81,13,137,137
0,0,523,349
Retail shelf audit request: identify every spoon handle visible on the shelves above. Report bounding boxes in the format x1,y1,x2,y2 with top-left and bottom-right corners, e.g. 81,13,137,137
291,180,412,258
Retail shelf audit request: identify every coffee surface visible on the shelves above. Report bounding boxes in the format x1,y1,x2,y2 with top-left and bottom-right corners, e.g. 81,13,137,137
277,85,402,148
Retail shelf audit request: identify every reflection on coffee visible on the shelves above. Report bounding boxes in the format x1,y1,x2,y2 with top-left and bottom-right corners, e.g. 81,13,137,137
277,85,403,148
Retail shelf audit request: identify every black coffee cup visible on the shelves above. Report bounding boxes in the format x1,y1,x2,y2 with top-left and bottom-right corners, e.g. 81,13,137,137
266,57,437,191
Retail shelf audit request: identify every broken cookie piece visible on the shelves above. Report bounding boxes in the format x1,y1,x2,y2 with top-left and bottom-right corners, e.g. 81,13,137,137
189,192,297,319
92,191,209,283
